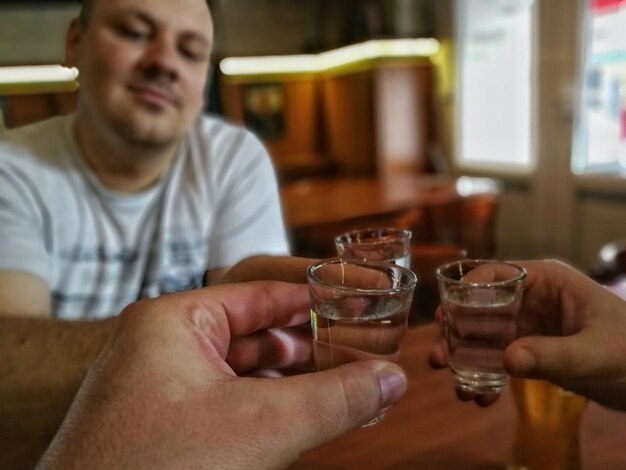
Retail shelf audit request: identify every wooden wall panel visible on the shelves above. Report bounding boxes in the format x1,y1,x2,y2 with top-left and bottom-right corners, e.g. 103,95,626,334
221,78,321,158
321,71,377,176
265,79,321,160
220,60,435,181
220,77,334,182
3,92,77,129
375,61,433,175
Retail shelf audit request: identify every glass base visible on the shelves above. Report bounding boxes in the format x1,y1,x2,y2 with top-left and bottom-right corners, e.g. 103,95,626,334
361,411,386,427
453,369,507,394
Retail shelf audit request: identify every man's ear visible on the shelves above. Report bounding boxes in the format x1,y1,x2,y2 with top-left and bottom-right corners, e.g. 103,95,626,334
65,18,82,68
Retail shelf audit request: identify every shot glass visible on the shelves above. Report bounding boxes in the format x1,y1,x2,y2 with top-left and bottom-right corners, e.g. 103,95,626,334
509,378,588,470
436,260,527,394
307,258,417,426
335,227,412,268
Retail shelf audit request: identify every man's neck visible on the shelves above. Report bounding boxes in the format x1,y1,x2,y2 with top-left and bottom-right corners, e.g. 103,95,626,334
74,119,180,194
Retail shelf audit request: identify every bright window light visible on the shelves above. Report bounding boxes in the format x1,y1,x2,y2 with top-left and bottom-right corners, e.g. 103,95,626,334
572,1,626,174
456,0,534,171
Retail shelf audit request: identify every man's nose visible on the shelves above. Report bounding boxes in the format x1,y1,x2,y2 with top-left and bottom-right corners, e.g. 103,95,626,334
140,35,180,81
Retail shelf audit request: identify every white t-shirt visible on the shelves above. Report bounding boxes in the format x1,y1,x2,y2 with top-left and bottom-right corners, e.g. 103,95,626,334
0,114,289,319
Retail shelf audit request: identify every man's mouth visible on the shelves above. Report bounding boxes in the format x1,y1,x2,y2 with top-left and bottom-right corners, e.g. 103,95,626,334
128,84,177,109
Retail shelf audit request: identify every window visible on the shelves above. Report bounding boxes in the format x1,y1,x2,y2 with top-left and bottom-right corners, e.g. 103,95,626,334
573,0,626,174
456,0,534,171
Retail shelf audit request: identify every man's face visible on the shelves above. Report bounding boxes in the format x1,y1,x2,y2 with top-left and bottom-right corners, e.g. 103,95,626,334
70,0,213,148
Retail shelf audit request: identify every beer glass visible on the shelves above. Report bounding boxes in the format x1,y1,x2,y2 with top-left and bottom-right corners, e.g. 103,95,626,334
509,378,588,470
436,260,527,394
335,227,412,268
307,258,417,426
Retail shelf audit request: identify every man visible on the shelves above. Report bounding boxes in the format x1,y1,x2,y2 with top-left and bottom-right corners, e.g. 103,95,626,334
0,0,289,319
8,281,408,468
429,259,626,411
0,0,311,463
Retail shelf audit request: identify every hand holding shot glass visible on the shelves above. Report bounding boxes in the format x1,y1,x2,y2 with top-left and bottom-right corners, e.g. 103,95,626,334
307,258,417,426
436,260,527,395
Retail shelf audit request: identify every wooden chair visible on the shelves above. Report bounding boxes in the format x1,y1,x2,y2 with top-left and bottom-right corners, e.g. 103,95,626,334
288,206,424,259
588,239,626,301
589,239,626,284
422,192,499,259
409,244,467,324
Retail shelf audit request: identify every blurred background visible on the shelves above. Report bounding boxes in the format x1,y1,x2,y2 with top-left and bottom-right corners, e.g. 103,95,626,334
1,0,625,275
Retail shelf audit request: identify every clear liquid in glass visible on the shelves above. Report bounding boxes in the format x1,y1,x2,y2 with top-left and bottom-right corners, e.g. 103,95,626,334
442,286,521,393
312,301,409,425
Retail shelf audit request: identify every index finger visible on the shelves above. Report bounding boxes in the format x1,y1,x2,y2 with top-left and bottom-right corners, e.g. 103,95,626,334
210,281,311,337
513,260,600,337
438,260,525,284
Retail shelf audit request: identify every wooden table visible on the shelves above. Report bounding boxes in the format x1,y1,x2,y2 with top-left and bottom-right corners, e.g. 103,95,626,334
280,174,500,259
280,174,497,230
290,324,626,469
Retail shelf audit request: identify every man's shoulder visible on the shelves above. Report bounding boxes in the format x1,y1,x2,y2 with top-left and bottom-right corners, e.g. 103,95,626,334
183,114,271,172
193,114,263,149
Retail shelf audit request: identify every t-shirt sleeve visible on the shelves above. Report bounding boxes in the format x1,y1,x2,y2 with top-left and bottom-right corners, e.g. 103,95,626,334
208,131,290,268
0,167,50,282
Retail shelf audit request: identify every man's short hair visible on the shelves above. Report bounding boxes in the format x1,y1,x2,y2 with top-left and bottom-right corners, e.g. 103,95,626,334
77,0,211,28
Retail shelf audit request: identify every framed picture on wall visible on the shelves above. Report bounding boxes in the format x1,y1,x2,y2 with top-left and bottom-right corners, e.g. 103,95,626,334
243,83,285,141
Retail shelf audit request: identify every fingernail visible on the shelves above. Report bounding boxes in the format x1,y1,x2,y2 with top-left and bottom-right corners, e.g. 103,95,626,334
515,348,536,374
377,365,407,408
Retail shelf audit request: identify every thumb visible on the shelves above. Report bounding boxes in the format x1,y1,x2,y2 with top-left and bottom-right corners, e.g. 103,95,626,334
267,360,407,456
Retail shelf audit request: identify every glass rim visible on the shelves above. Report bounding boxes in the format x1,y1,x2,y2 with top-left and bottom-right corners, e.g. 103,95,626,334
334,227,412,246
435,259,527,287
307,257,418,294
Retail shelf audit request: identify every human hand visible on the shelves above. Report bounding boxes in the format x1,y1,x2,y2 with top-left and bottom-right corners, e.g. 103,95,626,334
41,281,407,469
209,255,317,285
429,259,626,410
